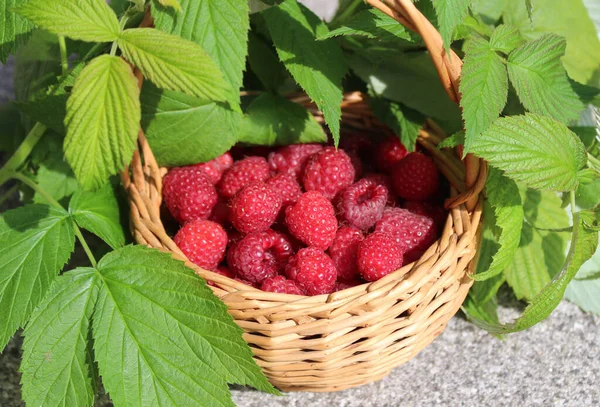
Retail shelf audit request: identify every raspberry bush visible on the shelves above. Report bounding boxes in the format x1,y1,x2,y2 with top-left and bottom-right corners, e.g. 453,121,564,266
0,0,599,405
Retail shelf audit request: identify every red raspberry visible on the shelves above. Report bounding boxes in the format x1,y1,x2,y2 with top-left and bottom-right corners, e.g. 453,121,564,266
261,275,306,295
340,133,374,156
285,191,337,250
403,200,448,229
218,156,271,199
174,220,227,270
227,230,293,283
357,232,404,281
328,226,364,281
230,182,282,234
363,173,398,206
391,152,439,201
285,248,337,295
163,166,218,224
347,151,363,180
209,198,231,226
375,207,438,263
302,147,355,199
266,174,302,208
375,135,408,172
268,143,323,180
334,279,362,292
196,152,234,184
337,178,387,230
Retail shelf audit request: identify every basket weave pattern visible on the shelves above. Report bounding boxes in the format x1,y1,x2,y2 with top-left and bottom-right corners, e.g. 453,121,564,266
123,1,486,392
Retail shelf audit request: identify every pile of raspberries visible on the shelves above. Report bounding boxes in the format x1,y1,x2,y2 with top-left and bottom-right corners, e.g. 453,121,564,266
163,135,446,296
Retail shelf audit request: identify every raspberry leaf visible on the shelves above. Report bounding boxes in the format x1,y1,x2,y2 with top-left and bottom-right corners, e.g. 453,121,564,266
0,0,34,63
15,0,120,43
92,246,278,406
472,169,523,281
471,211,598,333
21,269,99,407
263,0,347,145
151,0,249,102
318,9,414,42
118,28,235,104
33,157,78,204
459,34,508,154
432,0,471,52
141,83,241,166
247,32,288,93
64,55,140,191
238,93,327,146
369,97,424,152
0,204,75,350
470,113,588,191
69,183,125,250
489,24,525,54
507,34,585,123
565,243,600,315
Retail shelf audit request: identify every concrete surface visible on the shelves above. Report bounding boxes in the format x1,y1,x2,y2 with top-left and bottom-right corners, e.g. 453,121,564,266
2,2,600,406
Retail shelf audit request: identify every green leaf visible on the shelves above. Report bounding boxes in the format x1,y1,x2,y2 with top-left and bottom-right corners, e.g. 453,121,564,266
432,0,471,51
503,0,600,85
157,0,181,11
92,246,277,406
318,9,413,42
238,93,326,146
64,55,141,191
0,0,34,63
489,24,525,54
15,0,120,42
369,97,424,152
17,94,69,135
0,205,75,350
522,189,570,230
141,83,242,166
565,238,600,315
437,131,465,149
151,0,249,99
507,34,585,123
247,32,288,92
575,178,600,210
472,0,508,25
505,223,566,301
118,28,234,104
459,35,508,153
21,269,99,407
263,0,347,145
347,51,463,133
462,295,500,325
34,158,78,204
475,211,598,333
470,113,588,191
69,184,125,250
473,169,524,281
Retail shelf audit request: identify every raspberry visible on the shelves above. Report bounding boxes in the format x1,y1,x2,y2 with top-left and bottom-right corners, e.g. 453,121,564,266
285,191,337,250
375,135,408,172
363,173,398,206
209,198,231,226
302,147,355,199
328,226,364,281
347,151,364,180
230,182,282,234
285,248,337,295
266,174,302,208
196,152,233,184
261,275,306,295
174,220,227,270
163,166,218,224
218,156,271,199
334,280,362,292
227,230,293,283
403,200,447,229
268,143,323,180
391,152,439,201
375,207,438,263
337,178,387,230
357,232,404,281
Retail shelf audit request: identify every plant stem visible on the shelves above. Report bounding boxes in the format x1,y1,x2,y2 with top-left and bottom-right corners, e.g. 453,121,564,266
0,122,47,186
110,41,118,57
9,171,98,268
58,36,69,76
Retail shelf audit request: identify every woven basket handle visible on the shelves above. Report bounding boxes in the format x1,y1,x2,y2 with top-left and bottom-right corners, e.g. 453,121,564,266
366,0,487,211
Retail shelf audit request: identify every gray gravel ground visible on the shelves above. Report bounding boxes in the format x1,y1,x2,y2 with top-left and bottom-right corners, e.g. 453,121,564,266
2,2,600,406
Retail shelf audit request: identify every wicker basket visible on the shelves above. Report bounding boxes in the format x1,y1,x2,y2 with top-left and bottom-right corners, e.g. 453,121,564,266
122,0,487,392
